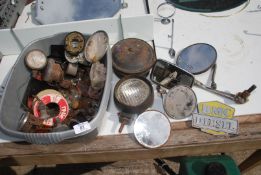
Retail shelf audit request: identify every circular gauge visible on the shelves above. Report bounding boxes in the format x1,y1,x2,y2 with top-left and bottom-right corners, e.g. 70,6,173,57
164,85,197,119
65,31,85,56
114,76,154,114
84,30,109,63
134,110,171,148
176,43,217,74
25,50,47,70
112,38,156,77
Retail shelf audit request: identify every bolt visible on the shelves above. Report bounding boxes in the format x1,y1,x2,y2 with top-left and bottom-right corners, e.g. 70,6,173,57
235,85,257,104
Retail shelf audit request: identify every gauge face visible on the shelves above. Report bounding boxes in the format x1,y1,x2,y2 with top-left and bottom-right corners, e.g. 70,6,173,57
164,85,197,119
25,50,47,70
115,78,151,107
134,110,171,148
84,31,109,63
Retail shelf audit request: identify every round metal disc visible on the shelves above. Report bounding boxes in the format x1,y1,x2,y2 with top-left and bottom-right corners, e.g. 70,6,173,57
134,110,171,148
112,38,156,76
65,31,85,56
176,43,217,74
84,31,109,63
25,50,47,70
164,85,197,119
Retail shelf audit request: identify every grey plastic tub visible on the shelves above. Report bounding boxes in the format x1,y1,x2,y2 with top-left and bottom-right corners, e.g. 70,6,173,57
0,33,112,144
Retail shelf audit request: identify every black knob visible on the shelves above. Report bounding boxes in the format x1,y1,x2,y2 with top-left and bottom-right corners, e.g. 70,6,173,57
205,162,227,175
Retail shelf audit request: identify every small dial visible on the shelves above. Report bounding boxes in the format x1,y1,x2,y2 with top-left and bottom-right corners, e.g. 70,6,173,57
25,50,47,70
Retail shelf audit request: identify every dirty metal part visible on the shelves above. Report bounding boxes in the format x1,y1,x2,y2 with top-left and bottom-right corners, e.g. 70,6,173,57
157,2,176,25
66,63,78,76
154,159,177,175
65,31,85,56
90,62,106,90
234,85,257,104
210,64,217,89
18,112,52,133
112,38,156,77
117,112,132,133
64,51,87,64
84,30,109,63
32,89,69,127
31,70,42,81
160,71,178,86
134,110,171,148
43,58,64,83
151,59,195,89
52,123,70,132
168,19,175,58
25,50,47,70
176,43,217,75
194,80,256,104
164,85,197,119
88,87,103,100
59,79,72,89
114,76,154,114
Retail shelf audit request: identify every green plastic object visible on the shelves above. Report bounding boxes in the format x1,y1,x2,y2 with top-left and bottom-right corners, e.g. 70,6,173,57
179,155,241,175
168,0,247,12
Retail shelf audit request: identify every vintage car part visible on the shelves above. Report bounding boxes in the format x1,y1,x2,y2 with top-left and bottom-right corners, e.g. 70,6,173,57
25,50,47,70
157,2,176,25
43,58,64,83
66,63,78,76
134,110,171,148
176,43,217,75
18,112,52,133
84,31,109,63
150,59,194,89
90,62,106,90
112,38,156,77
164,85,197,119
168,19,175,58
65,31,85,56
33,89,69,127
114,76,154,114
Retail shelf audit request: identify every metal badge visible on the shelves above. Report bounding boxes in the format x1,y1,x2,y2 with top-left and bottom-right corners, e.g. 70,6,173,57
134,110,171,148
198,101,235,135
112,38,156,77
164,85,197,119
25,50,47,70
176,43,217,74
192,113,239,135
84,31,109,63
65,31,85,56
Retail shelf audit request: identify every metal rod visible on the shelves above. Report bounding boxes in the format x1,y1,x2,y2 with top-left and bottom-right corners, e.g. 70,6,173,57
168,19,175,58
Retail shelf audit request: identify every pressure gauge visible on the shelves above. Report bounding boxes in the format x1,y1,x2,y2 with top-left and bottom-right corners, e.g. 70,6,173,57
25,50,47,70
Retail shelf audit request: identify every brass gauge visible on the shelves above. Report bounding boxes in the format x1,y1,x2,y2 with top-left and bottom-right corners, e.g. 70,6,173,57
65,31,85,56
25,50,47,70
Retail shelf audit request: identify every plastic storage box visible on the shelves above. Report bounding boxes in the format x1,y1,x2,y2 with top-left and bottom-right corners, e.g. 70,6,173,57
0,33,112,144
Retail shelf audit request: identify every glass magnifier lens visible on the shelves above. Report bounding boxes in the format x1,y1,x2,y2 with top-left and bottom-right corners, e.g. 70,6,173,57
157,2,176,24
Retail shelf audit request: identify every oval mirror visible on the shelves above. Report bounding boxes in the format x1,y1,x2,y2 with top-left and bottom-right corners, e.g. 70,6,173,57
176,43,217,75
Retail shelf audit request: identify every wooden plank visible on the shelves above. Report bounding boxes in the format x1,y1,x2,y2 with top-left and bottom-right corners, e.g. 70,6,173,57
239,150,261,174
0,114,260,166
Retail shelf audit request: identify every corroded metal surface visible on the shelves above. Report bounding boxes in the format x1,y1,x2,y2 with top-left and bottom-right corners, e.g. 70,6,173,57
112,38,156,76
